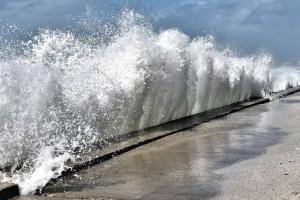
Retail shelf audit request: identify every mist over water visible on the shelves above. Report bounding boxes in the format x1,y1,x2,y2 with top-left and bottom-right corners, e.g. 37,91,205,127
0,9,299,195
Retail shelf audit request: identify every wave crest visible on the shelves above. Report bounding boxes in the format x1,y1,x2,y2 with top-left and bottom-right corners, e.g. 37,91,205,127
0,10,284,194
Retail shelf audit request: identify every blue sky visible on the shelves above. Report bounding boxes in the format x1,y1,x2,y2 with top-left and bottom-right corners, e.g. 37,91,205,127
0,0,299,64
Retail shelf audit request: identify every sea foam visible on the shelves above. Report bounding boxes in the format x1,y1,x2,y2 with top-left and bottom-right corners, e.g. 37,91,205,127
0,10,297,194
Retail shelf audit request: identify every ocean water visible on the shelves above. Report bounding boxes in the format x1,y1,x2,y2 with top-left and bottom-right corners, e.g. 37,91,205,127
0,10,299,195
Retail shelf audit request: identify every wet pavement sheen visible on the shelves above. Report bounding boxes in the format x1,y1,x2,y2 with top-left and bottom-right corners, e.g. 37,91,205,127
41,93,300,200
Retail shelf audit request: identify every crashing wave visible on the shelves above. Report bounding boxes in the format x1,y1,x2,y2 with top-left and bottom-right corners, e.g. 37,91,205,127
0,10,296,194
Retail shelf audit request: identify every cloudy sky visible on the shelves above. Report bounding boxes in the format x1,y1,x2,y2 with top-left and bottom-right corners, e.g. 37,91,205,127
0,0,299,64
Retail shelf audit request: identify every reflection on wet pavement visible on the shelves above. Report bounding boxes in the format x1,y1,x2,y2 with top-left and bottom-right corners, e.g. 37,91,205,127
43,93,300,200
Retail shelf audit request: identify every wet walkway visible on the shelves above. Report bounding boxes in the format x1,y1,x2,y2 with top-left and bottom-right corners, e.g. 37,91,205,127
23,93,300,199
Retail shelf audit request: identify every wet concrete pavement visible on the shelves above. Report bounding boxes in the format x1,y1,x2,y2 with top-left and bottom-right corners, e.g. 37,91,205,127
27,93,300,199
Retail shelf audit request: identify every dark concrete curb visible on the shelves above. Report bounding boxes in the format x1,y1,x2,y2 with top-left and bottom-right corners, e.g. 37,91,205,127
0,182,20,200
279,86,300,97
51,86,300,181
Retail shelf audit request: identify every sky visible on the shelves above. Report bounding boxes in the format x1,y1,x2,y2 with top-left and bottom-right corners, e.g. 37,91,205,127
0,0,299,64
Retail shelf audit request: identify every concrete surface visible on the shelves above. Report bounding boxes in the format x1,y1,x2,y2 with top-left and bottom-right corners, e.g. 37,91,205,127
62,86,299,176
24,92,299,200
60,97,270,176
28,93,300,200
